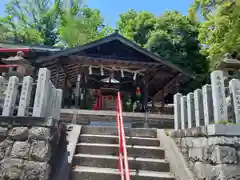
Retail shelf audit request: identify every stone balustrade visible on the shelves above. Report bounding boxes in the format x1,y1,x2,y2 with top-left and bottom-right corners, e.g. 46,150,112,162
0,68,67,180
172,69,240,180
0,68,62,120
174,70,240,130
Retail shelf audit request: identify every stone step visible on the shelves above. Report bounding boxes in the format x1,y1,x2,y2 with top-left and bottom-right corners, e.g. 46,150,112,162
81,126,157,138
76,143,165,159
79,134,160,146
72,154,170,172
71,166,175,180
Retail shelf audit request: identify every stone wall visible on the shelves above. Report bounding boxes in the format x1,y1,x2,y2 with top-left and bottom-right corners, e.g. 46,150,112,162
0,116,67,180
170,124,240,180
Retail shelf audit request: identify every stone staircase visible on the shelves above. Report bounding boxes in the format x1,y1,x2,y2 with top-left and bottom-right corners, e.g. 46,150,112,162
70,126,175,180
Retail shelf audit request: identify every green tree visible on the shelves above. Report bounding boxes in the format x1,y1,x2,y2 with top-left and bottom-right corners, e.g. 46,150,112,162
190,0,240,69
58,7,114,47
118,9,156,46
0,0,113,46
146,11,209,93
118,10,208,75
146,11,208,75
0,23,12,42
0,15,44,44
1,0,61,45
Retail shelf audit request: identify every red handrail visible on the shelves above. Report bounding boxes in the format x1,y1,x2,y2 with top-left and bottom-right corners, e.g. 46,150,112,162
116,92,131,180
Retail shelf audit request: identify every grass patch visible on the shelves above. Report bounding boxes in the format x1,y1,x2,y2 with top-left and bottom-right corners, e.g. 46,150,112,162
216,120,233,124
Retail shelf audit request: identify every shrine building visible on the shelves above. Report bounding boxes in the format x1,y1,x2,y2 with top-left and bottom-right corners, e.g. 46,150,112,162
0,31,193,113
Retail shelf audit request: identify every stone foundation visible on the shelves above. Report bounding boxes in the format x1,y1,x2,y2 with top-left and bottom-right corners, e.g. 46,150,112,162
60,109,174,128
170,124,240,180
0,116,67,180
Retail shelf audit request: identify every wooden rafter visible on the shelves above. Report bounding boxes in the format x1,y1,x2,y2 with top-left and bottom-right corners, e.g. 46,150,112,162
148,72,172,85
153,73,183,100
59,62,72,87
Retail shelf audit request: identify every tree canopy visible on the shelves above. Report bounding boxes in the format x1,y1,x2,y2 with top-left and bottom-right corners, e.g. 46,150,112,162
58,7,114,47
0,0,240,91
118,9,156,47
0,0,61,44
191,0,240,69
118,10,209,76
0,0,114,46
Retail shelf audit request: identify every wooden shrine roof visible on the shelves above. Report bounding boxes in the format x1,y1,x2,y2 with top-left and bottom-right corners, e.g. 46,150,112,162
36,31,194,100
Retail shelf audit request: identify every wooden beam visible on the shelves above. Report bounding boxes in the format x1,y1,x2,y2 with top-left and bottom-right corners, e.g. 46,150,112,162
60,55,159,70
153,73,183,100
145,65,176,86
143,73,149,112
151,97,156,112
148,65,175,77
160,89,165,112
54,63,61,88
75,74,81,108
60,63,72,87
148,72,171,85
42,59,59,67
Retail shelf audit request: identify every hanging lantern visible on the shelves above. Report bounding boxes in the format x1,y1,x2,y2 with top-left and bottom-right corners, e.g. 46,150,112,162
136,86,141,100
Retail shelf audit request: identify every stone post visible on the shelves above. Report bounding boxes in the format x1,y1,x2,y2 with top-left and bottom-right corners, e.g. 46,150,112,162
51,88,57,119
174,93,182,130
45,81,53,117
3,76,19,116
202,84,214,125
17,76,33,116
0,76,4,92
194,89,204,127
0,76,5,104
211,70,228,123
229,78,240,123
187,92,195,128
33,68,51,117
56,89,63,120
180,96,187,129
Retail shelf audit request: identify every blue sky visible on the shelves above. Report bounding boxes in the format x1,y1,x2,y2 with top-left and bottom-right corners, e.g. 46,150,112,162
0,0,194,28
